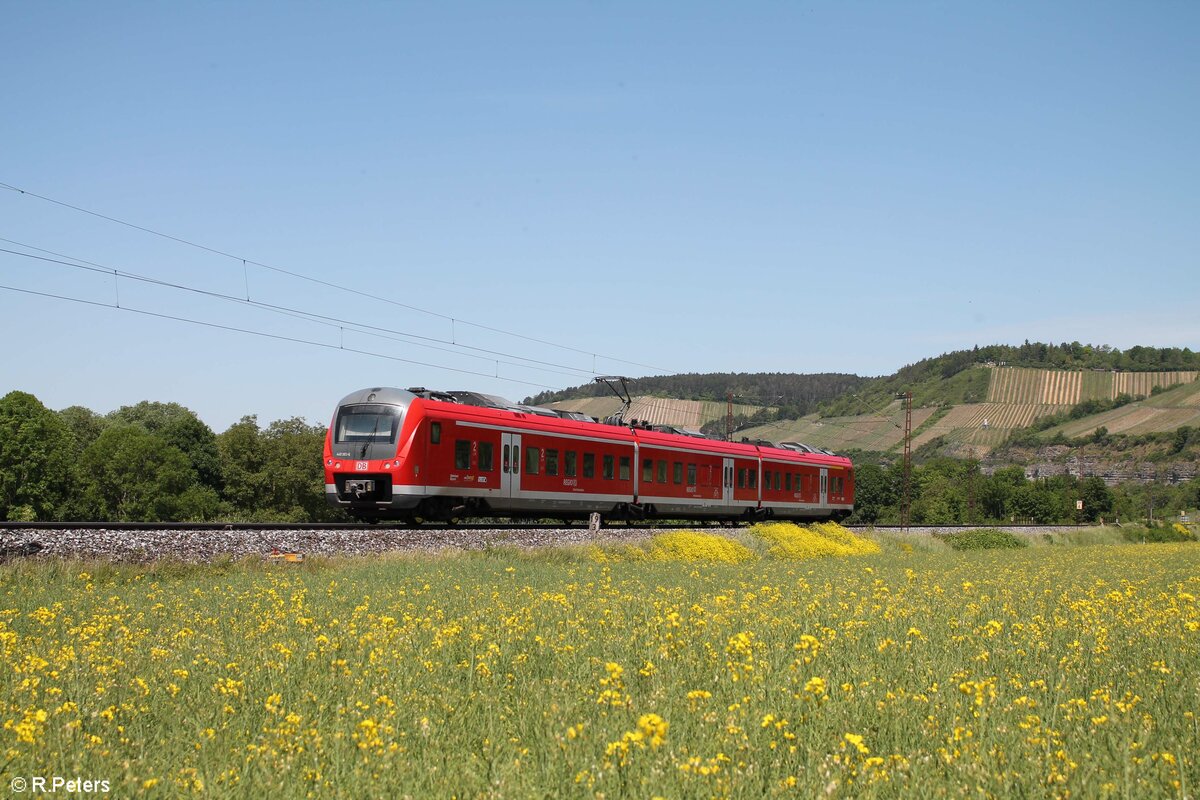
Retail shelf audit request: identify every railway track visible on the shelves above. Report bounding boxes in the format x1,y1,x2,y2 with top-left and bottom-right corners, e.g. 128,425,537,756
0,521,1086,532
0,520,1088,564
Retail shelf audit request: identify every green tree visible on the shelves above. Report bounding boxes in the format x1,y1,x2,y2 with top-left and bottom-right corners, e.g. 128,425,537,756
261,417,341,522
79,426,218,521
846,463,896,524
1079,477,1114,522
980,466,1026,521
0,391,73,520
108,401,223,493
217,416,344,522
911,460,967,524
58,405,107,458
217,416,268,517
1010,481,1060,524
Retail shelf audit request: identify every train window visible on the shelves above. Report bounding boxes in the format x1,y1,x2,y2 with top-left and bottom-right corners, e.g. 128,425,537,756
749,470,757,489
335,404,402,445
619,456,631,481
430,422,441,444
643,459,653,482
479,442,494,471
657,460,667,483
525,447,540,475
763,470,771,490
786,473,792,492
775,472,781,491
584,453,595,478
673,462,683,485
738,468,746,489
602,455,614,480
565,451,577,477
454,440,471,470
687,463,697,486
546,449,559,476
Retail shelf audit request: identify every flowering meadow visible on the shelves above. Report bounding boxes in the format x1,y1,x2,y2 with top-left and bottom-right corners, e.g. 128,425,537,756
2,524,1199,798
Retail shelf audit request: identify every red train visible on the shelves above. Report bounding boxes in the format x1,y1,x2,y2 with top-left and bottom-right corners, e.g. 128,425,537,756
324,387,854,524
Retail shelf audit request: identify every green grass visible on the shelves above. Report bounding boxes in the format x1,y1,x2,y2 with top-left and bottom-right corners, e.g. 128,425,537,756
3,542,1200,797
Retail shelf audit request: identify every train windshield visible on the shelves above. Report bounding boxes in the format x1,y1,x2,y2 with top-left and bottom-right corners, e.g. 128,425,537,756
335,404,402,444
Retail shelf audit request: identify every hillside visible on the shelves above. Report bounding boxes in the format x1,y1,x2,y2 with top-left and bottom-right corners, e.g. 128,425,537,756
524,372,866,420
1036,378,1200,439
535,344,1200,467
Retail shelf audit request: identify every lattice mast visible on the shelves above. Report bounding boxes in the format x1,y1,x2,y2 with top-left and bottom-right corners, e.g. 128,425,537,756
896,391,913,529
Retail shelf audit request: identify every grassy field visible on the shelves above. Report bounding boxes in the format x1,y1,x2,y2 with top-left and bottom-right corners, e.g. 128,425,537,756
2,527,1198,798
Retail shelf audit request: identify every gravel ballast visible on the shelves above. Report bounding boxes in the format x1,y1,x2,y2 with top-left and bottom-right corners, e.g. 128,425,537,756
0,526,663,564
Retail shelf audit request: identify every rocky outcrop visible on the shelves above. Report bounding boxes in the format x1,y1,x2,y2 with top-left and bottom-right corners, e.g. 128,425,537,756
1021,458,1198,486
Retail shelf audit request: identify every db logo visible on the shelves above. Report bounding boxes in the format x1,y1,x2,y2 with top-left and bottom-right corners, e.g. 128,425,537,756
355,461,369,472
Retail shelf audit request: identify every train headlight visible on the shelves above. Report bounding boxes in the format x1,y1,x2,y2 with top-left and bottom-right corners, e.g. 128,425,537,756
334,462,342,470
326,459,333,466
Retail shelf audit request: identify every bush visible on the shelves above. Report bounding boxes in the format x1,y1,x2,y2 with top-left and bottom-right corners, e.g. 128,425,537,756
935,528,1028,550
1123,524,1196,544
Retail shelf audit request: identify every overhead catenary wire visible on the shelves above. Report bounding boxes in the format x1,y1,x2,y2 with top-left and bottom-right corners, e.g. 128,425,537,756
0,240,598,381
0,180,673,374
0,283,558,391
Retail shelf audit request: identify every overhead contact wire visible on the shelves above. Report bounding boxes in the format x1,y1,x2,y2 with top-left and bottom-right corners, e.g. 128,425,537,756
0,181,673,373
0,283,557,391
0,242,597,380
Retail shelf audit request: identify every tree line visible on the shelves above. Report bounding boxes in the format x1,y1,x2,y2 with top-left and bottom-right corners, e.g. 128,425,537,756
0,391,345,523
4,389,1196,525
849,459,1200,527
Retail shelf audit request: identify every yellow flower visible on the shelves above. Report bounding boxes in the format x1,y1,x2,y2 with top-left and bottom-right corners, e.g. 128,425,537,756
844,733,870,754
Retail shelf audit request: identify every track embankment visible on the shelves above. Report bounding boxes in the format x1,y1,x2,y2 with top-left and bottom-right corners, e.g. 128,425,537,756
0,523,1092,564
0,525,659,563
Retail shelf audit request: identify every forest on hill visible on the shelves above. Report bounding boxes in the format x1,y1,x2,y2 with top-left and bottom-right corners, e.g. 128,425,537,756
528,343,1200,424
822,342,1200,416
523,372,867,420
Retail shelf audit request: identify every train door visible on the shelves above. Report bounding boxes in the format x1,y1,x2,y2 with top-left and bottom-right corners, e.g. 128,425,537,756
501,432,522,498
819,469,828,508
722,457,735,506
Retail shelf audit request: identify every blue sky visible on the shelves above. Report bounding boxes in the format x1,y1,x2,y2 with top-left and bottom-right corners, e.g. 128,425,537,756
2,1,1197,431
